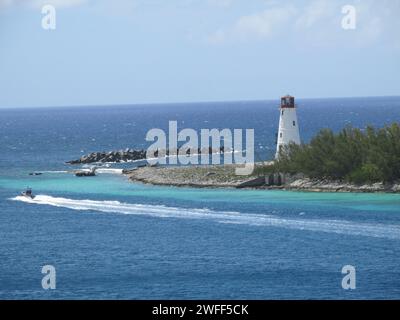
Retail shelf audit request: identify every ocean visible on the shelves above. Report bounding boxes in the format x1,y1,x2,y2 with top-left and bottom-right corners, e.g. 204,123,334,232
1,97,400,299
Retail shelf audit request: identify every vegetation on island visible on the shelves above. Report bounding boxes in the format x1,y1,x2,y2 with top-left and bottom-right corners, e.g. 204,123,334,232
262,123,400,184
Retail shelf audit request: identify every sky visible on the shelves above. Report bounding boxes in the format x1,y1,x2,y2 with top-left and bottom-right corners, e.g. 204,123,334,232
0,0,399,108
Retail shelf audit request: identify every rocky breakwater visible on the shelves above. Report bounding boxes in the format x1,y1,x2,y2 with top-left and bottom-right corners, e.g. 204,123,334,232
66,149,147,164
66,147,227,165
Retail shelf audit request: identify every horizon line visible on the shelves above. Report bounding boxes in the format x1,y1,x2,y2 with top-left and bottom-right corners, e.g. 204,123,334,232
1,94,399,110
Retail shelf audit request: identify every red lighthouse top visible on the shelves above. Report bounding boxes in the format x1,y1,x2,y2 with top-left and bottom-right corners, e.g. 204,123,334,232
281,95,295,108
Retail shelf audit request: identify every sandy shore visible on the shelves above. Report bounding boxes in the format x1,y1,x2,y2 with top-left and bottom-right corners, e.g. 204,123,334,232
124,164,400,193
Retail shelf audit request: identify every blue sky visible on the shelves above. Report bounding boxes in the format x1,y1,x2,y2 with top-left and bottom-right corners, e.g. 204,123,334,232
0,0,399,107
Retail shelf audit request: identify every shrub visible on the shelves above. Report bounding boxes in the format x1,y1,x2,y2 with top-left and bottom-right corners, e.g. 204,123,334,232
347,163,383,184
270,123,400,184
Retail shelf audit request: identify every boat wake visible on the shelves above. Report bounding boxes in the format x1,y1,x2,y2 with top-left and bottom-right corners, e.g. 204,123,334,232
93,168,123,174
40,170,69,174
11,195,400,240
32,169,123,174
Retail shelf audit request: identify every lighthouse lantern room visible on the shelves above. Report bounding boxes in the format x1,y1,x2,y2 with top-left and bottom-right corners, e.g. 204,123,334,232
275,95,301,159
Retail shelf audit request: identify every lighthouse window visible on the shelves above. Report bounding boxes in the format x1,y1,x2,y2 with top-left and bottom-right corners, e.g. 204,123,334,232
281,110,284,116
280,133,283,138
293,121,296,126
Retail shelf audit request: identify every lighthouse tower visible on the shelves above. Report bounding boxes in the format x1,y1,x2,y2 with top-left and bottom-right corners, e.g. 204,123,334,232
275,95,301,159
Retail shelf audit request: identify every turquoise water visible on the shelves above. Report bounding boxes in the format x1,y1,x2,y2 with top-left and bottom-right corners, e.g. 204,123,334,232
1,98,400,299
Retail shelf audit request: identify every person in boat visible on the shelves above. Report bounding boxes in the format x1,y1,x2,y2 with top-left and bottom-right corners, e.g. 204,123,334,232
21,187,35,199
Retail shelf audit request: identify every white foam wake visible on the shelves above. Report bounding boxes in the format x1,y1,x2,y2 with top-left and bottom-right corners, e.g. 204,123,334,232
95,168,124,174
73,168,123,174
40,171,69,174
10,195,400,240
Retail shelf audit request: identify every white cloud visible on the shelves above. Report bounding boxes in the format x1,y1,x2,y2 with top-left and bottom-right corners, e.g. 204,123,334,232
31,0,88,9
208,5,297,44
236,6,296,37
0,0,141,15
0,0,87,10
207,0,400,48
207,0,233,8
90,0,138,17
0,0,20,9
294,0,400,47
353,0,400,46
295,0,335,29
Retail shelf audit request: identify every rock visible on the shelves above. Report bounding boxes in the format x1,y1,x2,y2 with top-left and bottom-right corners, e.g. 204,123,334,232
391,183,400,192
236,176,267,188
75,167,96,177
122,168,138,174
148,163,158,167
75,171,96,177
67,148,148,164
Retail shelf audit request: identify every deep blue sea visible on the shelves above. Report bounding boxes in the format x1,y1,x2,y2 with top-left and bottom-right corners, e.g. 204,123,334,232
1,97,400,299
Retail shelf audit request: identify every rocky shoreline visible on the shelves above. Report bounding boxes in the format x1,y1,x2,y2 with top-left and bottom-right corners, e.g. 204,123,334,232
124,165,250,188
282,177,400,193
124,164,400,193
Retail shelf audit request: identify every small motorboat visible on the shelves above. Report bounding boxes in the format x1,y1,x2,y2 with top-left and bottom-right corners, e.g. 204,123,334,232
21,187,35,199
28,172,42,176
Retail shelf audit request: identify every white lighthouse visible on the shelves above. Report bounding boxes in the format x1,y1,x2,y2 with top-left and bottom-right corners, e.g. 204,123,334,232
275,95,301,159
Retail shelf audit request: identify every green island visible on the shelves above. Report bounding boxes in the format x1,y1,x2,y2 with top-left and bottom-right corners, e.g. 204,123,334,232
124,123,400,193
264,123,400,184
